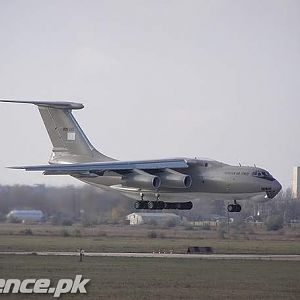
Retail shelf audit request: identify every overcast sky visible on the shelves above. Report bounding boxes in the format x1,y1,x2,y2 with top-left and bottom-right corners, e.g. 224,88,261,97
0,0,299,188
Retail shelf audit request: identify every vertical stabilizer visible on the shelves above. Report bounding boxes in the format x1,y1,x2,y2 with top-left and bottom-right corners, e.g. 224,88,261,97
0,100,113,163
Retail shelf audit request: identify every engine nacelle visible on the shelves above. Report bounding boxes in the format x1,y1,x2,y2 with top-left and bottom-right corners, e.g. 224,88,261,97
159,169,192,189
121,173,161,190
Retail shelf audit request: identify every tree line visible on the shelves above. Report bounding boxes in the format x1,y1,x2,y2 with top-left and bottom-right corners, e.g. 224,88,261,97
0,184,299,225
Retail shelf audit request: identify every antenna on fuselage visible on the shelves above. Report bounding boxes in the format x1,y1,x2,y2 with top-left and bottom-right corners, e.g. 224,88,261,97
254,164,256,167
239,163,241,167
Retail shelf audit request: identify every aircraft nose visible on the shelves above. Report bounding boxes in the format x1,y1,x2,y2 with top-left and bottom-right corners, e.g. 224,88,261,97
266,180,282,199
274,180,282,194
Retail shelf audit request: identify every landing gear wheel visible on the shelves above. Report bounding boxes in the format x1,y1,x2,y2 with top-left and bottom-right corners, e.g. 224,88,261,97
147,201,155,210
227,204,235,212
164,202,177,209
134,201,141,209
181,201,193,210
164,201,193,210
156,201,165,210
134,201,146,209
176,203,182,209
227,203,242,212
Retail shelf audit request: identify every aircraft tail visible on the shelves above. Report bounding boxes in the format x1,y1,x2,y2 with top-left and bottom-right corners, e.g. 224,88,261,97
0,100,113,164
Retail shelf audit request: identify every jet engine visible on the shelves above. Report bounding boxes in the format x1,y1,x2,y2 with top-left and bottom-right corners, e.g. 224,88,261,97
159,169,192,188
121,172,161,190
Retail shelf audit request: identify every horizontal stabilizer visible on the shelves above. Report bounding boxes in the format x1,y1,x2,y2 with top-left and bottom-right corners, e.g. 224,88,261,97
8,159,189,175
0,99,84,110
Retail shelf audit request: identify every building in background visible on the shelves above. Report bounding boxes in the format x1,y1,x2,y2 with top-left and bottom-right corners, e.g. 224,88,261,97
6,210,44,223
292,167,300,199
126,212,181,226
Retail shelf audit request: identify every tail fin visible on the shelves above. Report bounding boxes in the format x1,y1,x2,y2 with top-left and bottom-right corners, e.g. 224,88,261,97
0,100,113,163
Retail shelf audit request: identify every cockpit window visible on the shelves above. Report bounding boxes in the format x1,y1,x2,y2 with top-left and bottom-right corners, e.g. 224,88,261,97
252,170,274,181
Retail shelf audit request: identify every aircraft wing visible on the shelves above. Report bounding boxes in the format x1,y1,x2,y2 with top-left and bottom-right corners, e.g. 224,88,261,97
9,158,189,175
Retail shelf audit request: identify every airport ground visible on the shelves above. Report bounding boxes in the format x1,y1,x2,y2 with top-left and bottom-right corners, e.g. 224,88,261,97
0,223,300,254
0,223,299,299
0,255,299,299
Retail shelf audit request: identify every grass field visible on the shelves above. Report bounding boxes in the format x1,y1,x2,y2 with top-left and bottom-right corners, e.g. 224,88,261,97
1,235,300,255
0,223,299,254
0,224,299,299
0,255,299,300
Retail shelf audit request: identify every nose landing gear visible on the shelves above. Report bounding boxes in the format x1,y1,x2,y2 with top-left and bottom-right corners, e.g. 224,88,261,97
227,200,241,212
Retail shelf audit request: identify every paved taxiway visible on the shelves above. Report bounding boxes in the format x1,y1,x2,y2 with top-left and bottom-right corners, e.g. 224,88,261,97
0,252,299,261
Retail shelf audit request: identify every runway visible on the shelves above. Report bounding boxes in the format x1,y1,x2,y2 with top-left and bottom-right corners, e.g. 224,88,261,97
0,251,299,261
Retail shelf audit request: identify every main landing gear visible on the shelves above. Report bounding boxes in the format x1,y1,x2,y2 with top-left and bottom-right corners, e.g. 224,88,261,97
227,200,241,212
134,193,193,210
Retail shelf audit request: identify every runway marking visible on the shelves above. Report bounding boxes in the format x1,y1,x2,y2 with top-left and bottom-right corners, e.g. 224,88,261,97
0,252,299,261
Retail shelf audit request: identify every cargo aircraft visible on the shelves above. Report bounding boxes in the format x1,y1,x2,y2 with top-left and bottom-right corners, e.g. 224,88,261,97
0,100,282,212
